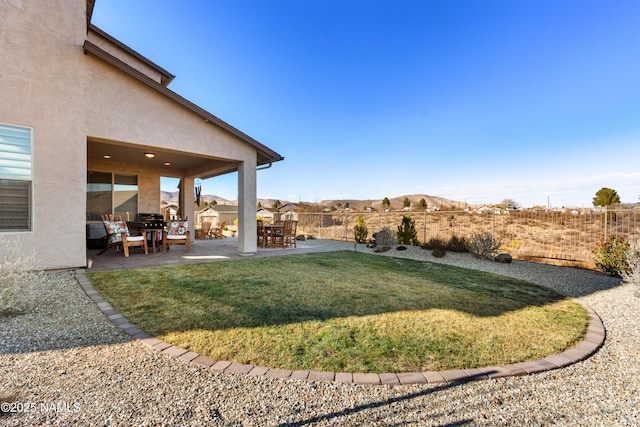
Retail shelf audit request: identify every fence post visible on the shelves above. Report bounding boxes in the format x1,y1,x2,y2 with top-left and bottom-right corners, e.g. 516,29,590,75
604,207,608,241
423,210,427,243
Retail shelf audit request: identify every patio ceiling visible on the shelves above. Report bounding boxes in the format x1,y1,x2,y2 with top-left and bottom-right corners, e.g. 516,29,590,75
87,139,239,179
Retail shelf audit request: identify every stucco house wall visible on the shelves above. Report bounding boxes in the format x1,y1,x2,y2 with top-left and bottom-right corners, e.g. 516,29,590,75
0,0,282,270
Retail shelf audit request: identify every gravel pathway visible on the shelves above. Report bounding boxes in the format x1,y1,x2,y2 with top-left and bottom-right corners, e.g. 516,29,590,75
1,241,638,426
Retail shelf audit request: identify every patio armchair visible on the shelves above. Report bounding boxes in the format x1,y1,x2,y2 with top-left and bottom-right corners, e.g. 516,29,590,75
98,214,148,257
196,221,211,239
211,222,226,239
162,218,191,252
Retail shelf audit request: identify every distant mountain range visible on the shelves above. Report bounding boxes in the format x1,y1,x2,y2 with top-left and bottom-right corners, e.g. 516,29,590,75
161,191,236,206
161,191,466,210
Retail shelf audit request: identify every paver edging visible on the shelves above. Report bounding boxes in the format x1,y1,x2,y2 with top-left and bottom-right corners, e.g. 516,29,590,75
76,269,606,386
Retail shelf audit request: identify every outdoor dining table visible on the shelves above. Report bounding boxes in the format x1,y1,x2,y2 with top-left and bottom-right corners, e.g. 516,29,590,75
263,224,284,248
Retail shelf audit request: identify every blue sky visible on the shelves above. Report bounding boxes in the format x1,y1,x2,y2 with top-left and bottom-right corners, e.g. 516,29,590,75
92,0,640,208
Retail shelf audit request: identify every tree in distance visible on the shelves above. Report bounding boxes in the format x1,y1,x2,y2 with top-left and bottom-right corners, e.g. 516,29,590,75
593,188,620,207
381,197,390,210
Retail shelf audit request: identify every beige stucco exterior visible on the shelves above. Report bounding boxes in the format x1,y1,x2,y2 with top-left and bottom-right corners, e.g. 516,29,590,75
0,0,282,269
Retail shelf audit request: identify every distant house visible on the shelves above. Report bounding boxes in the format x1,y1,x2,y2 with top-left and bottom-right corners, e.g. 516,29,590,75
197,205,238,227
256,207,280,223
0,0,283,269
161,204,179,220
279,204,298,221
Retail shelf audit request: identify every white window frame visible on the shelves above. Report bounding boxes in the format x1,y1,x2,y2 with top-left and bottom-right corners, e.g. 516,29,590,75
0,122,33,232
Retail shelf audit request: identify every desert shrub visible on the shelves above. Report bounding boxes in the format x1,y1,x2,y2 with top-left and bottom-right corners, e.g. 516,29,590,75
446,235,469,252
592,235,629,276
431,248,446,258
397,215,419,246
0,243,42,316
421,238,446,250
621,242,640,294
354,215,368,243
374,227,396,246
508,239,521,250
469,232,501,260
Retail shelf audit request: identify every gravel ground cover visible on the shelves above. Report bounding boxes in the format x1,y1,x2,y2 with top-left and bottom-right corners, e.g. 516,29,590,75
1,240,638,426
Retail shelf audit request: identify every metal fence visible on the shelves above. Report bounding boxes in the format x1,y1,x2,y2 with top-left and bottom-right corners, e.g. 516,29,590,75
295,208,640,264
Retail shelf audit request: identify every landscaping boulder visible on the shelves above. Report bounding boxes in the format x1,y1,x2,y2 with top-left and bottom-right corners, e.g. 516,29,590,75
296,235,306,241
495,253,513,263
374,245,391,253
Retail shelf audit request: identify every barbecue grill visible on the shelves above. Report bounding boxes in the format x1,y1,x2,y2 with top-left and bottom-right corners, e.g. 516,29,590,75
127,213,166,230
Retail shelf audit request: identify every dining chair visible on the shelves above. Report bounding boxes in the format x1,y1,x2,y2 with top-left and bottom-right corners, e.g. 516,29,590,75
257,219,267,247
283,220,298,248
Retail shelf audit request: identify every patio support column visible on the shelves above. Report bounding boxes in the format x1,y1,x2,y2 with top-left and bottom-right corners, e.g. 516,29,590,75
179,177,195,238
238,157,257,255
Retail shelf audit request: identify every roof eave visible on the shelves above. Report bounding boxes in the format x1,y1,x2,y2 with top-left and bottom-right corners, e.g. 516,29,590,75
83,40,284,166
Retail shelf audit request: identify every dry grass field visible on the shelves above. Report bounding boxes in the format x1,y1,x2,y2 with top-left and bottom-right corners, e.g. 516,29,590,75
295,208,640,267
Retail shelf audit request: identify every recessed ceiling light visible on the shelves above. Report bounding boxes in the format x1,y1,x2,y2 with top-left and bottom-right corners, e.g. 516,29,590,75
103,155,111,159
144,152,155,158
164,162,171,166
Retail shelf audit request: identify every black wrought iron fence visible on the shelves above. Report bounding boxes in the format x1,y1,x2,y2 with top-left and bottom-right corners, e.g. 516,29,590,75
295,208,640,264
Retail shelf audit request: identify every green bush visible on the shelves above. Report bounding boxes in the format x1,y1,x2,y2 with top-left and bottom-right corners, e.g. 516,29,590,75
469,232,501,260
353,215,368,244
592,235,630,276
397,215,419,246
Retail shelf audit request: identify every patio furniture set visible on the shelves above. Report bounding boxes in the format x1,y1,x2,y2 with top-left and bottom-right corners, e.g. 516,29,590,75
97,214,190,257
257,219,298,249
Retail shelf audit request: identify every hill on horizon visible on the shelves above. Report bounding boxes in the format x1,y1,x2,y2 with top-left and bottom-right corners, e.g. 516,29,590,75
161,191,468,210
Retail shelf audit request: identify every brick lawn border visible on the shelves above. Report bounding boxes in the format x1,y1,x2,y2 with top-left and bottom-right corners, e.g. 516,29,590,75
76,269,605,386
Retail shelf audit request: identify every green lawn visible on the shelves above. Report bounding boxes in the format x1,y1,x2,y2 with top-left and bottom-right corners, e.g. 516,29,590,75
87,251,587,373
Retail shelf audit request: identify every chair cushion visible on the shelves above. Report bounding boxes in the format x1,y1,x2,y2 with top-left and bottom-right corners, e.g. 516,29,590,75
168,221,188,236
125,235,145,242
103,220,129,244
167,235,187,240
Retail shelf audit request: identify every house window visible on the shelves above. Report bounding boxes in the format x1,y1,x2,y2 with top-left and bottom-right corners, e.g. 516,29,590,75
87,171,138,221
0,123,32,231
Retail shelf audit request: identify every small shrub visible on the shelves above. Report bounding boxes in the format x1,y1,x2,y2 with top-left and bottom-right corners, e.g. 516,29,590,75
508,239,521,250
374,227,396,246
469,232,501,260
353,215,368,243
431,248,446,258
421,238,446,250
592,235,629,276
446,235,469,252
397,215,419,246
621,242,640,295
0,243,42,316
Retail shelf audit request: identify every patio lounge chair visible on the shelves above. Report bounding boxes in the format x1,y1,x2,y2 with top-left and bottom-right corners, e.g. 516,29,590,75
211,222,226,239
162,218,191,252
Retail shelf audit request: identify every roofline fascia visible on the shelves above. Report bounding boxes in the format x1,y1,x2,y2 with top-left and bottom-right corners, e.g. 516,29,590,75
83,40,284,165
89,24,176,86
